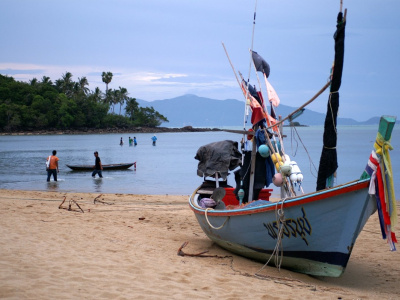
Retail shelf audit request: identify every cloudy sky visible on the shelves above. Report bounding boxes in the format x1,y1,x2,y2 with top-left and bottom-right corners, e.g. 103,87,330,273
1,0,399,121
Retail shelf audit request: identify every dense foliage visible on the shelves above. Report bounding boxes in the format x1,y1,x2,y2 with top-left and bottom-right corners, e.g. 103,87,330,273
0,73,168,131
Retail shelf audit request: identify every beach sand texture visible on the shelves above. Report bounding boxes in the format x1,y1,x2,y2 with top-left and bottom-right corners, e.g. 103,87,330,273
0,189,399,299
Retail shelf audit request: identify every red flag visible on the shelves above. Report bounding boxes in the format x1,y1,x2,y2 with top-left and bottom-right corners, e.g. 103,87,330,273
240,82,266,125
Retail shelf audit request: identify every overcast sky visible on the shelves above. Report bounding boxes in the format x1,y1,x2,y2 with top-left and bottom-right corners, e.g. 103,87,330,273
1,0,399,121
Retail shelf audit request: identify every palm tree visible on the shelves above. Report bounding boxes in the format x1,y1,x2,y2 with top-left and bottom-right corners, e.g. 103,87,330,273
56,72,74,96
77,76,90,96
125,97,139,120
101,71,113,94
103,89,116,113
112,89,120,113
117,86,128,115
29,78,38,86
40,76,52,85
88,87,103,103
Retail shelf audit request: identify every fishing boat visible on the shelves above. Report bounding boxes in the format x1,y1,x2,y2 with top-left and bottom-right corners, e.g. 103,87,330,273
189,4,397,277
66,162,136,171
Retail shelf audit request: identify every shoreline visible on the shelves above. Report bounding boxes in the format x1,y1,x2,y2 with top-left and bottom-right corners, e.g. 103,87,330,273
0,189,399,299
0,126,222,136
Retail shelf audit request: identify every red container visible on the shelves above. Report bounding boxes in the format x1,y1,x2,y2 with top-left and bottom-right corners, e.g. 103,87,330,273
222,188,273,206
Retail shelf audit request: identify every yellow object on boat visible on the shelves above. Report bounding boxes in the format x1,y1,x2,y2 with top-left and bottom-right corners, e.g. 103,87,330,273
271,153,282,164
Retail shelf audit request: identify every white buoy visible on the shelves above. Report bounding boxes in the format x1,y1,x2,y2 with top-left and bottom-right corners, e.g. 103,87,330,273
283,154,291,163
289,161,303,184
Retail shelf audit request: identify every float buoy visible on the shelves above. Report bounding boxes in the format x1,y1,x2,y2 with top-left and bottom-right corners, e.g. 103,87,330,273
289,161,303,185
272,173,283,187
258,144,270,158
271,152,283,171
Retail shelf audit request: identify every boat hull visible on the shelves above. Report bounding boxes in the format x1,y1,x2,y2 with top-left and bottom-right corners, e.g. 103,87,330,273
189,179,375,277
66,163,135,171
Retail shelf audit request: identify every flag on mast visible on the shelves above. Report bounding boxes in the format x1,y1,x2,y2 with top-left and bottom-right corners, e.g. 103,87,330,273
251,51,270,77
265,75,280,107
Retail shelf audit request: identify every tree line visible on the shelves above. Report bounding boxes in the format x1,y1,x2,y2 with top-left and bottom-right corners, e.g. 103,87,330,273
0,72,168,132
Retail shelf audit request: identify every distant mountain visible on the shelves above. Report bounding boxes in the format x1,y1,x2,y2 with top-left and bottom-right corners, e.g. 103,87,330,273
134,94,390,127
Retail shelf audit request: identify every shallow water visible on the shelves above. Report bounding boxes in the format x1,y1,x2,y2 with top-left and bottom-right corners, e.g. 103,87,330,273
0,126,399,198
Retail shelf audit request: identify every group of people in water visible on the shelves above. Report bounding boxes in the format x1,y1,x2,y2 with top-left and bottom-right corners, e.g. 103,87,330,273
119,135,157,146
120,136,138,146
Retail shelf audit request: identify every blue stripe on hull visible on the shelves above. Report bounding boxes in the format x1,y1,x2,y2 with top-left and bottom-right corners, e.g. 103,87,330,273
247,247,350,267
207,235,349,277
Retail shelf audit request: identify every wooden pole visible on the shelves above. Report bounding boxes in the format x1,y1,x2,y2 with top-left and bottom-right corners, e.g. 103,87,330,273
266,81,331,130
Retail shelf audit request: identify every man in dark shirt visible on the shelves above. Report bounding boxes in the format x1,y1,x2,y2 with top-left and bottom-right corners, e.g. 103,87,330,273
92,151,103,178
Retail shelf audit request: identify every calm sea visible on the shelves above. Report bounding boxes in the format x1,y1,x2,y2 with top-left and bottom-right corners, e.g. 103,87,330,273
0,126,399,199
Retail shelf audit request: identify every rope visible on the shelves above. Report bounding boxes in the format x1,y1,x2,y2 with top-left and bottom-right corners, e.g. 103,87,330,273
290,126,299,157
204,208,229,230
256,198,288,274
290,126,318,178
328,93,338,135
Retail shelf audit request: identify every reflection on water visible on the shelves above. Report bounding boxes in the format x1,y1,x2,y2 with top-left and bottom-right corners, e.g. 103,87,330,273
92,177,103,193
46,181,59,191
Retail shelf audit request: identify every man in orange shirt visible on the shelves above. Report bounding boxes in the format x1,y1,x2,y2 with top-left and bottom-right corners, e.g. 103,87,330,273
46,150,59,182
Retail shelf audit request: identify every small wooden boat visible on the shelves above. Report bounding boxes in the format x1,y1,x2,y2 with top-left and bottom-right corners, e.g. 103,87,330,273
66,162,136,171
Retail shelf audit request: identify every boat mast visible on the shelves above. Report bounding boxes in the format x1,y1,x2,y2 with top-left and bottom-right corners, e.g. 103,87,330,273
246,0,259,202
316,2,347,191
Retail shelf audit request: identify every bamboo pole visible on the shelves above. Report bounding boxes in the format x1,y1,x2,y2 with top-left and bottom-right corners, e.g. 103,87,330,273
266,81,331,130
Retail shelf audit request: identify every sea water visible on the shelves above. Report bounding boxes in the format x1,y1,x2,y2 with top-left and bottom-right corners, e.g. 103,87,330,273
0,126,399,199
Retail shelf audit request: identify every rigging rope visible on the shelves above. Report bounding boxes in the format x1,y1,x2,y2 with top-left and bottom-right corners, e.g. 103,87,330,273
290,126,319,178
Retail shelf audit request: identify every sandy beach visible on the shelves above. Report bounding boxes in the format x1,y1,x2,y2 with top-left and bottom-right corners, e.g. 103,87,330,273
0,189,399,299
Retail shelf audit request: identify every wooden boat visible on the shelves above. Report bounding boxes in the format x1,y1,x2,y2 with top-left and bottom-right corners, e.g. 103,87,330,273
66,162,136,171
190,121,396,278
189,4,397,277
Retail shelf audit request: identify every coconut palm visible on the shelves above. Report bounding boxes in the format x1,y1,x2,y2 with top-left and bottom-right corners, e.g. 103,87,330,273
125,97,139,121
29,78,38,86
88,87,103,103
117,86,128,115
40,76,52,85
56,72,74,96
112,89,120,113
101,71,113,94
76,76,90,96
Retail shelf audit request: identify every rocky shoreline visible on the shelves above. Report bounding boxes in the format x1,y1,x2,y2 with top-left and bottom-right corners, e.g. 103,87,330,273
0,126,222,136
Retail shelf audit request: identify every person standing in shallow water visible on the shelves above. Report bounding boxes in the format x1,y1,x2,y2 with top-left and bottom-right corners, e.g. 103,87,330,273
92,151,103,178
151,135,157,146
46,150,59,182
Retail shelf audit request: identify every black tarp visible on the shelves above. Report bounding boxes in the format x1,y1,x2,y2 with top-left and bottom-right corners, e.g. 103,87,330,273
316,12,346,191
195,140,242,180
